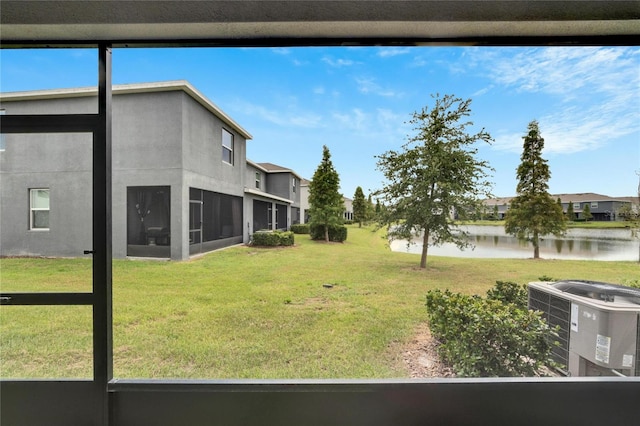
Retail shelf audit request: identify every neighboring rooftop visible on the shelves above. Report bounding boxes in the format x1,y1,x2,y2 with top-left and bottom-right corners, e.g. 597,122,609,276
0,80,253,140
485,193,637,205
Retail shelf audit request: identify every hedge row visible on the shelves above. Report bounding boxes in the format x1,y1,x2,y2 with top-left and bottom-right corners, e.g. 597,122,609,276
251,230,294,247
425,284,557,377
309,224,347,242
290,224,310,234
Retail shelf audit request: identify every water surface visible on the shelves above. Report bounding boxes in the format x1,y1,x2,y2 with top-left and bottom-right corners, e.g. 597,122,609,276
389,225,639,261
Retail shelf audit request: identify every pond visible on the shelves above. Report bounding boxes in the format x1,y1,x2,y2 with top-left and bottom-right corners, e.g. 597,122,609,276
389,225,640,261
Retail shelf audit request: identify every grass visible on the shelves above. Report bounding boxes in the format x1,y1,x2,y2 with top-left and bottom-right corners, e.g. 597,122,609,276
1,226,638,379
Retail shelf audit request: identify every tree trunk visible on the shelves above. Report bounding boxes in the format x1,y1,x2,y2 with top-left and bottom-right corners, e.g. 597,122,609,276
533,231,540,259
420,228,430,268
324,225,329,242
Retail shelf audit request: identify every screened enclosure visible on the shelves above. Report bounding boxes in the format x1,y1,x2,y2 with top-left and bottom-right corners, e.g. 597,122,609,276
189,187,243,254
126,186,170,258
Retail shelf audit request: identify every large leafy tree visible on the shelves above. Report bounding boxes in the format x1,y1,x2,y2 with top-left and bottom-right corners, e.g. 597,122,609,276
375,94,493,268
352,186,367,227
308,145,344,242
505,120,566,259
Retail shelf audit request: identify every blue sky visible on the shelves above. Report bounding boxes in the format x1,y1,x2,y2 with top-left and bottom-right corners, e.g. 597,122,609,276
2,46,639,199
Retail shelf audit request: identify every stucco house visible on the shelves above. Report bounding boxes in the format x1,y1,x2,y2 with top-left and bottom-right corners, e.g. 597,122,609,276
245,161,302,233
483,193,634,221
0,81,302,260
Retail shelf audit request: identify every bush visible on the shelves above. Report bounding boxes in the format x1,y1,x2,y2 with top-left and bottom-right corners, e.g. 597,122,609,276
486,280,528,310
425,288,557,377
309,224,348,242
252,230,294,247
278,231,294,246
290,224,310,234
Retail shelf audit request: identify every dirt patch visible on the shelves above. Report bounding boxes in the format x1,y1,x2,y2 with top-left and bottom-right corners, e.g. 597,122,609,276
401,322,455,378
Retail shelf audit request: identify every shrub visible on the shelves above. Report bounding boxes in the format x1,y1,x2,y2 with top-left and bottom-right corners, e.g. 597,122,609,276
309,224,348,242
486,280,528,310
252,231,280,246
425,288,557,377
290,224,310,234
252,230,294,247
278,231,294,246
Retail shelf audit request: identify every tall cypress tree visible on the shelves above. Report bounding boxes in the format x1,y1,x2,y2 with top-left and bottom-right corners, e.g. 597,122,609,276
505,120,566,259
567,200,574,221
308,145,344,242
352,186,366,227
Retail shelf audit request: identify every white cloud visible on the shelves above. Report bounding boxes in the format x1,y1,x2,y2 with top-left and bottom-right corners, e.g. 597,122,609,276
355,77,401,97
482,47,640,154
377,47,411,58
322,56,355,67
271,48,291,55
231,100,323,128
472,85,493,97
313,86,325,95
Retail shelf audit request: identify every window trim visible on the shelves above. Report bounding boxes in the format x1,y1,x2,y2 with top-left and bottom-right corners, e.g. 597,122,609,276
255,172,261,189
29,188,50,231
222,128,234,165
0,109,5,151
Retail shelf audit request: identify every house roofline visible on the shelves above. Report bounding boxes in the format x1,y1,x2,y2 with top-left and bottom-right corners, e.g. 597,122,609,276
0,80,253,140
244,188,294,204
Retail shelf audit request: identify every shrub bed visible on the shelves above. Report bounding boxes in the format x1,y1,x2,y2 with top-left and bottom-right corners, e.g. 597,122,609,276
290,224,310,234
309,224,348,242
425,283,557,377
252,230,295,247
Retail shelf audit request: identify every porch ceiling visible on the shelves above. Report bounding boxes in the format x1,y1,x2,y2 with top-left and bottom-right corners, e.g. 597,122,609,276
1,1,638,46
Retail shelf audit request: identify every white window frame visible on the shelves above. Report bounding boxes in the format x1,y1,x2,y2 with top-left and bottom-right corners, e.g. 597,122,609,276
292,177,296,193
0,109,5,151
591,202,598,209
222,128,234,165
573,203,581,210
255,172,261,189
29,188,50,230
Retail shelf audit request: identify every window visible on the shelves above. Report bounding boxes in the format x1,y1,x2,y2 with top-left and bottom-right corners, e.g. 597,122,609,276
222,128,233,165
255,172,261,189
292,177,296,193
29,188,50,230
0,109,5,151
591,202,598,209
573,203,581,210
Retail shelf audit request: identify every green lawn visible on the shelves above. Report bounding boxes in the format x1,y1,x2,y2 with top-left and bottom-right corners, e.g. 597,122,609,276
1,226,638,379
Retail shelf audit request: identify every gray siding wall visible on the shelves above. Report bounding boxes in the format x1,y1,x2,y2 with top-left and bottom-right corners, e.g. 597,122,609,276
1,90,247,260
180,93,247,258
266,173,293,201
1,97,95,257
245,164,265,191
112,91,184,259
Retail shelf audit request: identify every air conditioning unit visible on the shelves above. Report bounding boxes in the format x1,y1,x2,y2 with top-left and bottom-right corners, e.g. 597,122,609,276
528,280,640,377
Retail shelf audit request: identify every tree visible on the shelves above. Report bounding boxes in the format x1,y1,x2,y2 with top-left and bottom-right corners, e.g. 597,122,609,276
352,186,366,227
617,170,640,262
375,94,493,268
308,145,344,242
567,200,574,221
582,203,592,222
365,194,375,223
504,120,566,259
493,204,499,221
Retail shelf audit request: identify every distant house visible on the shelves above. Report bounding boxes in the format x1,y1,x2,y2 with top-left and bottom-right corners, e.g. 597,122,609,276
0,81,305,260
245,161,302,233
297,179,351,224
483,193,634,221
343,197,354,221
